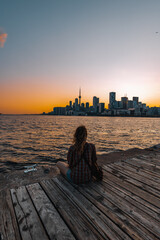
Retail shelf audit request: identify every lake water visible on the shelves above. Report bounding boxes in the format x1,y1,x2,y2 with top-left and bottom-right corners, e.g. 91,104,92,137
0,115,160,172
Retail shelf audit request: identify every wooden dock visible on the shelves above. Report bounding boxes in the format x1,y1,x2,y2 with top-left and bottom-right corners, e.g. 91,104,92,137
1,154,160,240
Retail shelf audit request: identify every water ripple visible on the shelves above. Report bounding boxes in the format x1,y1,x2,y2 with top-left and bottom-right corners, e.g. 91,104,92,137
0,115,160,173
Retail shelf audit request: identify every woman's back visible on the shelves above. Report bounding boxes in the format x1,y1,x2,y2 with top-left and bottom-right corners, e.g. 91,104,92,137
67,142,97,184
56,125,99,185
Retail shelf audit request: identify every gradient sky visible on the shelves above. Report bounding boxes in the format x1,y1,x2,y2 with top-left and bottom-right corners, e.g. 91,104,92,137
0,0,160,114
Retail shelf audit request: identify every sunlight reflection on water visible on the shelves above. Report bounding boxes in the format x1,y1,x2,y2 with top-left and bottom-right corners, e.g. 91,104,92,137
0,115,160,171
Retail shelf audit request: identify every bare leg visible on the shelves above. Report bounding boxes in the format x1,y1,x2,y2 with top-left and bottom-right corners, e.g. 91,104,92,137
56,161,70,176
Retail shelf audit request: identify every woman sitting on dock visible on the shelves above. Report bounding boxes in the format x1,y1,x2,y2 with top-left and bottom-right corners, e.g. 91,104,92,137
56,125,98,184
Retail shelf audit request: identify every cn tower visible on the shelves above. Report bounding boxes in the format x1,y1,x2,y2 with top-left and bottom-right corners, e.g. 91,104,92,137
79,88,81,106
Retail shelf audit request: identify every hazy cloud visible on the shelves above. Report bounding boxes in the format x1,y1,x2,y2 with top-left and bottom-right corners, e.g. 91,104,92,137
0,29,8,47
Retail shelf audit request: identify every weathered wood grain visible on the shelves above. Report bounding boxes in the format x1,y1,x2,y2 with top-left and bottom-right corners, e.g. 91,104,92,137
103,165,160,199
108,163,160,191
98,176,160,221
114,161,160,184
10,186,48,240
76,182,154,240
0,190,21,240
53,176,130,240
136,155,160,165
26,183,75,240
121,161,160,179
131,157,160,169
94,179,160,224
102,167,160,208
124,158,160,174
41,179,104,240
91,180,160,239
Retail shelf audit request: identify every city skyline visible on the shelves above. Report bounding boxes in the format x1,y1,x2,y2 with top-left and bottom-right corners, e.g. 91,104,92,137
49,90,160,117
0,1,160,114
58,89,148,108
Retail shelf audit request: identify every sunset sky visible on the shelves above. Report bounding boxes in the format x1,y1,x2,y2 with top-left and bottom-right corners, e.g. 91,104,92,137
0,0,160,114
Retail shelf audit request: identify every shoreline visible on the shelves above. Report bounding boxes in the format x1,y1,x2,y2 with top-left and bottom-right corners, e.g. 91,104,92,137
1,114,160,118
0,144,160,193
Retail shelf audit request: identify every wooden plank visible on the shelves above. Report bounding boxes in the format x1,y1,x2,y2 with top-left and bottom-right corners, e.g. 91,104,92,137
90,181,160,239
124,158,160,174
99,178,160,222
121,161,160,179
136,155,160,165
108,163,160,191
98,174,160,219
102,168,160,209
10,186,48,240
130,157,160,169
76,182,155,240
53,176,131,240
26,183,75,240
114,161,160,184
41,179,104,240
103,165,160,198
0,190,21,240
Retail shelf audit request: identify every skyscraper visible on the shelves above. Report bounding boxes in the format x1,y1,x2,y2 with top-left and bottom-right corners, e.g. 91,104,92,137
109,92,116,109
69,101,72,108
75,98,78,111
93,96,99,112
121,97,128,109
86,102,89,110
99,103,105,113
133,97,139,104
133,97,139,107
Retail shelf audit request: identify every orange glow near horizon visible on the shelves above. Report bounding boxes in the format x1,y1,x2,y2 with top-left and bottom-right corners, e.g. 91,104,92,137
1,88,160,114
1,100,160,114
0,76,160,114
0,78,81,114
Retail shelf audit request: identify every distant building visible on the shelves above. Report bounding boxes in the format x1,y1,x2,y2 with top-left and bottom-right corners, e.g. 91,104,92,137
116,109,130,116
53,107,66,115
93,96,99,112
133,97,139,104
146,107,160,116
134,107,141,116
133,97,139,108
89,106,94,112
114,101,118,109
81,103,84,108
99,103,105,113
133,101,138,108
128,100,133,108
138,102,142,107
86,102,89,111
81,103,85,111
75,98,78,106
121,97,128,109
109,92,116,109
116,100,122,109
75,98,79,111
69,101,72,108
142,103,146,109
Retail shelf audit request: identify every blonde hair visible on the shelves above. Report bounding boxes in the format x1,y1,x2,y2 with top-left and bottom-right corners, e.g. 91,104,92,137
73,125,87,153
